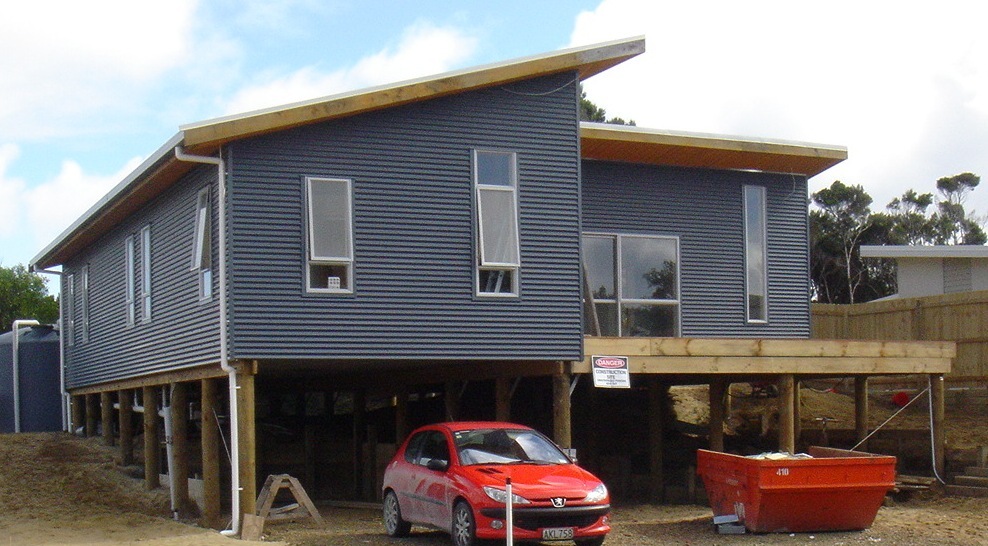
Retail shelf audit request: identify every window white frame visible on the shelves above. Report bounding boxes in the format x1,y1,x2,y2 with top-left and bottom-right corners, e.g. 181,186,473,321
192,187,213,301
65,273,75,347
141,225,152,321
80,266,89,343
474,150,520,297
305,177,354,293
125,235,136,326
743,185,768,323
582,233,681,337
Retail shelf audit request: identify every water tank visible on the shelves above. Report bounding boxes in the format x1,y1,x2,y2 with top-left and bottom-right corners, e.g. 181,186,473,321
0,325,61,433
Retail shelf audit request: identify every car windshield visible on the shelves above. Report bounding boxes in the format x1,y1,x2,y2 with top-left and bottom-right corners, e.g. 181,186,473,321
453,428,571,466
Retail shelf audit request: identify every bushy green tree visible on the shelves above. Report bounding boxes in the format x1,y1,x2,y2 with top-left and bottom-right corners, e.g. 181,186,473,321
0,265,59,332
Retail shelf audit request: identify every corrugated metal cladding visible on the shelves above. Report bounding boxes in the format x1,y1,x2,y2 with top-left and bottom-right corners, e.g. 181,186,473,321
581,161,811,338
226,71,583,361
943,259,972,294
62,166,221,388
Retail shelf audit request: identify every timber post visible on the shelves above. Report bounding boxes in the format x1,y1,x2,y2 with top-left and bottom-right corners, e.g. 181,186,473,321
119,389,134,466
143,386,161,489
200,378,221,529
793,379,802,446
854,376,870,451
552,365,572,449
101,391,114,446
444,381,459,421
237,369,257,518
495,377,512,422
85,393,98,437
71,394,85,434
395,386,409,444
777,374,795,454
931,374,945,478
352,388,366,500
708,380,726,452
648,378,667,501
171,382,191,514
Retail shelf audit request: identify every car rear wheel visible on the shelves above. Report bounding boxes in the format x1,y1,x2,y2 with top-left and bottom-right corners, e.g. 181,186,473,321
576,537,606,546
383,490,411,537
451,501,480,546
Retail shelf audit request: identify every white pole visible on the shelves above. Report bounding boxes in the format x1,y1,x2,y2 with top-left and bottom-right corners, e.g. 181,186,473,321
505,477,514,546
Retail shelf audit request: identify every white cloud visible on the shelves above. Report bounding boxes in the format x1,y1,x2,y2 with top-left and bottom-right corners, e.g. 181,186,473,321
224,21,479,114
570,0,988,213
0,144,27,238
0,0,199,140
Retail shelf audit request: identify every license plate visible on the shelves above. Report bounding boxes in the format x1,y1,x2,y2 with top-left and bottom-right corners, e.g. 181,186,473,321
541,527,575,540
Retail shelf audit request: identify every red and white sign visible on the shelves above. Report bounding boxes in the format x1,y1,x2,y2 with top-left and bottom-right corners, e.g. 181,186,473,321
591,355,630,388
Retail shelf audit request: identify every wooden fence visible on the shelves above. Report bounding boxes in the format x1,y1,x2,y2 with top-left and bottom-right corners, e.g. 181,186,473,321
812,290,988,380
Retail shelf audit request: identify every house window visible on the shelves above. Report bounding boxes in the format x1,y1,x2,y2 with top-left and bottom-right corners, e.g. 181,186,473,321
125,235,136,326
65,273,75,347
192,187,213,300
474,150,520,296
141,225,152,321
583,234,680,337
744,185,768,323
80,266,89,343
306,177,354,293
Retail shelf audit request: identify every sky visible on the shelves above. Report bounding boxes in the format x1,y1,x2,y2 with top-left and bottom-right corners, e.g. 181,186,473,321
2,0,988,284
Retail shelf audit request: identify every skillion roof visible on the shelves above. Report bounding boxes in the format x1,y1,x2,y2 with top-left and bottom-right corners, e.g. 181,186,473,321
32,36,845,270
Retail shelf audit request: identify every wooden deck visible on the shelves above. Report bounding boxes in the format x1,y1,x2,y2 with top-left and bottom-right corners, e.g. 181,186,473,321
575,337,955,377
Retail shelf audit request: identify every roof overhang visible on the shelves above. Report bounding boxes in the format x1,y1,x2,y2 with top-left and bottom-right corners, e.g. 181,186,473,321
181,36,646,154
860,245,988,259
580,123,847,178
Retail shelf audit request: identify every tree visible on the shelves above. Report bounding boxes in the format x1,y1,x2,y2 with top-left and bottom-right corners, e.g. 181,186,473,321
579,86,635,126
0,265,59,332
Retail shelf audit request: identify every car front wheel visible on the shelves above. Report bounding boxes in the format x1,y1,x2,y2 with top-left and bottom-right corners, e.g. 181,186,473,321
383,490,411,537
451,501,480,546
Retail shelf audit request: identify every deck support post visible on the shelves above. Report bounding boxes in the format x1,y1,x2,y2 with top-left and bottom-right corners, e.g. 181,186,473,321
444,381,460,421
854,376,869,451
143,386,161,489
171,382,191,514
931,374,945,478
777,374,795,454
552,366,572,449
352,388,366,500
495,377,512,422
395,387,409,445
119,389,134,465
85,393,98,437
200,378,221,529
237,371,257,518
708,380,726,452
101,391,115,446
648,378,667,501
793,380,802,447
71,394,85,434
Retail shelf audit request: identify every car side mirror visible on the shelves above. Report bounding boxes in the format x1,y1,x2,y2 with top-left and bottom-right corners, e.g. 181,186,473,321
426,458,449,472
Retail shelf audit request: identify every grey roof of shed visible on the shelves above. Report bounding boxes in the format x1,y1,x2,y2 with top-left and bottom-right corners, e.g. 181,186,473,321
860,245,988,259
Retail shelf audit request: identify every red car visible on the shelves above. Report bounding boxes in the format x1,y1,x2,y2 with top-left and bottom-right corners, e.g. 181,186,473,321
382,422,610,546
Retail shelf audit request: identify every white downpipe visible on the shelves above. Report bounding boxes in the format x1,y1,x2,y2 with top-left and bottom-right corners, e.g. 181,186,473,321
30,267,67,432
11,319,41,433
174,146,240,536
505,477,514,546
159,387,179,520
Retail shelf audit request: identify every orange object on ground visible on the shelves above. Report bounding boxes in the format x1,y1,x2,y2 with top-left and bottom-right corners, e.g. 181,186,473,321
697,447,896,533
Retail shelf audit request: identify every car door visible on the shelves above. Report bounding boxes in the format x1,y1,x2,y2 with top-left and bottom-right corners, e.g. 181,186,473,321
392,430,429,524
416,430,453,528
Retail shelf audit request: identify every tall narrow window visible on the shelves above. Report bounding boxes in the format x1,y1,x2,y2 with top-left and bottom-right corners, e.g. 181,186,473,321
306,177,354,292
125,235,136,326
192,188,213,300
141,225,152,320
744,185,768,323
474,150,520,296
80,266,89,343
582,234,680,337
65,274,75,347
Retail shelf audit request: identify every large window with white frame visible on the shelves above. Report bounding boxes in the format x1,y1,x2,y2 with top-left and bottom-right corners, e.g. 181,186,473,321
306,177,354,293
744,185,768,323
141,225,152,321
583,234,680,337
192,187,213,300
474,150,520,296
125,235,136,326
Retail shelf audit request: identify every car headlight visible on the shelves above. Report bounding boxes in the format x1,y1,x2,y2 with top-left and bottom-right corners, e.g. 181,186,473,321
583,484,608,503
483,486,532,505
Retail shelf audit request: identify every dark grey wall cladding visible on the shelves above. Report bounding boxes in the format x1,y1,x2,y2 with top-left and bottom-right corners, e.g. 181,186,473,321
226,72,583,360
581,161,810,338
62,166,221,388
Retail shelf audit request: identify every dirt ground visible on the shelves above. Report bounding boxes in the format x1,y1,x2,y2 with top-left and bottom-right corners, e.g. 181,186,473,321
3,385,988,545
